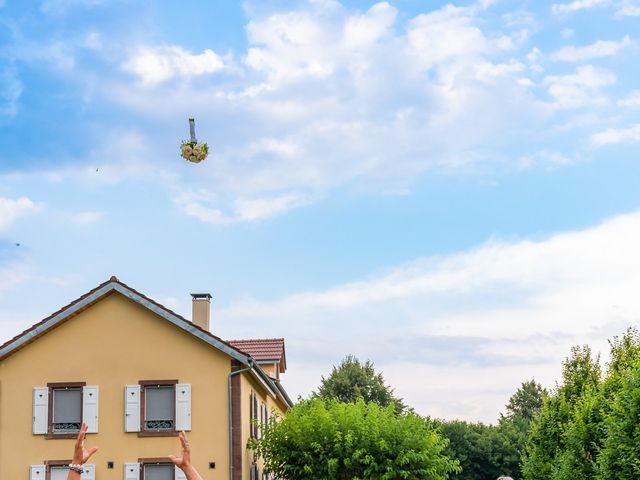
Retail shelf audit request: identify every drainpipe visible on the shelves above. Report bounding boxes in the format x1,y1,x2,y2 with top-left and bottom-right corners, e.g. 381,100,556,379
228,359,253,480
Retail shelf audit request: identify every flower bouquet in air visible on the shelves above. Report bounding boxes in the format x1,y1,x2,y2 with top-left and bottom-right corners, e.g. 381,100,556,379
181,118,209,163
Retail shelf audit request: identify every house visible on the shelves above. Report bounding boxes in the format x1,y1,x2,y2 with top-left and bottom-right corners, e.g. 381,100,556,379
0,276,292,480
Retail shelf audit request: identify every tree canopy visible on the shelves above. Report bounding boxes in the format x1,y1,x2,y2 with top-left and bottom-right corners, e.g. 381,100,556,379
316,355,406,413
433,379,545,480
249,398,460,480
521,328,640,480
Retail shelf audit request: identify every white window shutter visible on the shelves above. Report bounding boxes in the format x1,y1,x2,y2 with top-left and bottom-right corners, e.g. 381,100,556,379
33,387,48,434
83,386,99,433
124,385,141,432
81,464,95,480
124,463,140,480
30,465,45,480
175,383,191,431
175,466,188,480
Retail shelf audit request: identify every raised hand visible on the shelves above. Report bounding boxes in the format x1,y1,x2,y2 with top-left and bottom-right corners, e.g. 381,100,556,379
169,431,203,480
168,431,192,469
72,423,99,465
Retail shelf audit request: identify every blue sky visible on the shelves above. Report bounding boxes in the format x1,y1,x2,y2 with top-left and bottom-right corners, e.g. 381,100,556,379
2,0,640,422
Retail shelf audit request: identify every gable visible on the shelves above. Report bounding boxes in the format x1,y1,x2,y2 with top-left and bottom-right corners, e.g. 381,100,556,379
0,277,250,365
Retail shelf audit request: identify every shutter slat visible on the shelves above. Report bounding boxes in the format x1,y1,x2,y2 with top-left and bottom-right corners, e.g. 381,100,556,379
124,385,141,432
175,383,191,431
83,386,99,433
33,387,49,435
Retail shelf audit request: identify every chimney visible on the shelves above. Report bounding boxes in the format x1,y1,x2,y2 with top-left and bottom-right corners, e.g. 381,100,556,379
191,293,212,331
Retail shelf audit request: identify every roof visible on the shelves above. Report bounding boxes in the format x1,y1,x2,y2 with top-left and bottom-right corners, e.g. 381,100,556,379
228,338,287,373
0,276,293,407
0,276,249,363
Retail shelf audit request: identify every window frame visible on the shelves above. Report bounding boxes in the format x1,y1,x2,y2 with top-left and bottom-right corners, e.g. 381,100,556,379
138,458,176,480
44,459,71,480
139,380,179,437
46,382,86,439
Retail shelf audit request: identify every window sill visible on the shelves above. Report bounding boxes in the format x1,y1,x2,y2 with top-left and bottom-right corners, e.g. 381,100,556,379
137,430,179,437
45,433,79,440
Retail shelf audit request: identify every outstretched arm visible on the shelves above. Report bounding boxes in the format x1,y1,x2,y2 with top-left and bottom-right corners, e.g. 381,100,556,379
67,423,99,480
169,431,204,480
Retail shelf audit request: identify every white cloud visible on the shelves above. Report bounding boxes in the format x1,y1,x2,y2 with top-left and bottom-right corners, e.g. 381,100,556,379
343,2,397,49
100,1,547,224
616,1,640,16
71,211,105,225
41,131,176,185
618,90,640,107
590,123,640,146
235,193,309,221
551,36,632,62
406,5,491,71
175,192,309,224
552,0,612,15
0,197,42,232
219,211,640,421
544,65,616,108
561,28,575,39
124,46,226,86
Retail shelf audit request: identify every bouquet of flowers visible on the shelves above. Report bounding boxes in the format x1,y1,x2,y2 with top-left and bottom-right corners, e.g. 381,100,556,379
181,117,209,163
181,141,209,163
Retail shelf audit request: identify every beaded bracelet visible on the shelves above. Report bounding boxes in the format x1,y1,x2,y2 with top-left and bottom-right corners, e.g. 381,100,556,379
68,464,84,474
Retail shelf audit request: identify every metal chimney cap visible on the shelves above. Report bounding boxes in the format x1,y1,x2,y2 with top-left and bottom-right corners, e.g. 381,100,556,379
191,293,212,300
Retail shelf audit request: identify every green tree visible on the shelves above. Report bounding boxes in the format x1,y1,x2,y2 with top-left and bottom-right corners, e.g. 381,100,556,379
597,359,640,479
503,379,547,423
595,328,640,480
249,398,460,480
435,420,507,480
316,355,406,412
554,385,605,480
430,381,544,480
496,379,546,479
522,346,601,480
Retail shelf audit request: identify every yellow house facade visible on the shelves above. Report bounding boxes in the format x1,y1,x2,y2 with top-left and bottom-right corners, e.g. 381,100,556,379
0,277,292,480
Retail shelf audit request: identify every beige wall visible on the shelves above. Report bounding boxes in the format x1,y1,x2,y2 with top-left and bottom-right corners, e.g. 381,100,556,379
0,293,236,480
239,374,287,480
257,363,278,379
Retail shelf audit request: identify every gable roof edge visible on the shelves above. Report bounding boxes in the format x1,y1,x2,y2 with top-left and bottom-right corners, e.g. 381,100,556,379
0,280,251,366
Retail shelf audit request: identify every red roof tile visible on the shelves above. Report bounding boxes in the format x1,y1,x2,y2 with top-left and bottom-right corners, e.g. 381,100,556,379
227,338,286,372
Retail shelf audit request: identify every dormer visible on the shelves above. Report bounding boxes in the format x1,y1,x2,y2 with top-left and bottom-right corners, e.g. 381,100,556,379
227,338,286,380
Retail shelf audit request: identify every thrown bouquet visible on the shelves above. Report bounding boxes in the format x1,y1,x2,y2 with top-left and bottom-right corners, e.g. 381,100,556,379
181,118,209,163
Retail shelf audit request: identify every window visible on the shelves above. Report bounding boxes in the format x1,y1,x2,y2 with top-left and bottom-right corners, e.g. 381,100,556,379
145,385,174,430
250,463,260,480
133,460,186,480
250,391,259,439
140,381,177,435
52,387,82,433
30,460,95,480
143,463,174,480
33,383,99,437
124,382,191,434
49,466,69,480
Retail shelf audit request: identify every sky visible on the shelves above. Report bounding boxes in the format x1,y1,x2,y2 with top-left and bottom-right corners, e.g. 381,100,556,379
1,0,640,423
